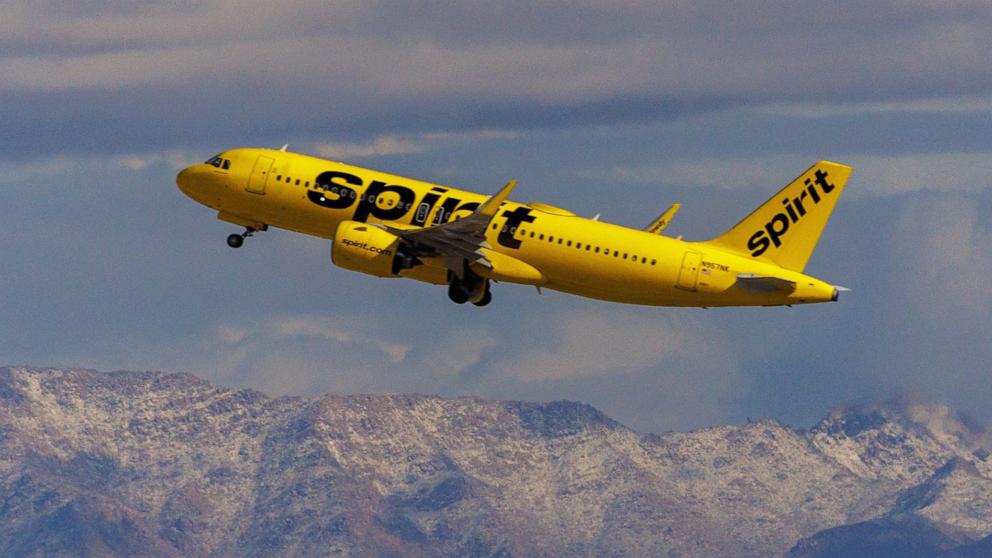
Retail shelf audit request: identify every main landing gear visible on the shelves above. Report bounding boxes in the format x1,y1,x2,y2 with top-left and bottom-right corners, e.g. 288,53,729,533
447,263,492,307
226,227,261,248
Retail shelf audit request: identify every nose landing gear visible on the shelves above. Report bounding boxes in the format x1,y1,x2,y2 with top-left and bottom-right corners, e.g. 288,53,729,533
226,226,261,248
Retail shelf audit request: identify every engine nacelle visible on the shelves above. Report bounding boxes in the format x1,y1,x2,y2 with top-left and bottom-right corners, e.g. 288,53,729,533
331,220,447,284
332,220,403,277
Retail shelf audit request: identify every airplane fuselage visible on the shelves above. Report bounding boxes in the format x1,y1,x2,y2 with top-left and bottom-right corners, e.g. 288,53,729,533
177,148,843,307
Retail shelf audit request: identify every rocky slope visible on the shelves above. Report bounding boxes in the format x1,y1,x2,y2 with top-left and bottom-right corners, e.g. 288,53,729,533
1,366,990,557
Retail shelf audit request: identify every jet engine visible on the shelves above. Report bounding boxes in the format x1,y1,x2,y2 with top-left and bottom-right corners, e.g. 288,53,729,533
331,220,446,284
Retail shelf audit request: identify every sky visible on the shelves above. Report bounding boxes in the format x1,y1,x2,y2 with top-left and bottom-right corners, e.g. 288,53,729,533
2,1,992,433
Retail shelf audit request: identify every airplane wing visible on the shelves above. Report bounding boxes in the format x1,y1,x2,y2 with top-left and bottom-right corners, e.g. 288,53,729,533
376,180,517,269
735,273,797,293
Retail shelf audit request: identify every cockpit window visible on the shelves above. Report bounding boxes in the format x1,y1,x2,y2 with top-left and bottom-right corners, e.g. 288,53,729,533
205,155,232,170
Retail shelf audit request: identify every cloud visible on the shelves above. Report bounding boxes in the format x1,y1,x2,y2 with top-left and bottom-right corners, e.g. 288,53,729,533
496,312,685,381
851,153,992,196
264,315,411,364
576,152,992,198
5,1,992,160
313,136,426,160
757,95,992,118
859,195,992,413
884,196,992,323
311,130,518,160
493,308,735,382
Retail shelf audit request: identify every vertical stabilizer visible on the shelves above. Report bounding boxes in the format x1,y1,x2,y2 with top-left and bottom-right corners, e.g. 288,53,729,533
705,161,851,272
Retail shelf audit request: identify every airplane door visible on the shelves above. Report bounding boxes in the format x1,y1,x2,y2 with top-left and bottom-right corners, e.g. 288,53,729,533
676,251,702,291
247,156,274,194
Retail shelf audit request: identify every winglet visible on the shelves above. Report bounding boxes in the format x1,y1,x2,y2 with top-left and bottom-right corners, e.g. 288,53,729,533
645,203,681,234
477,180,517,218
279,144,289,152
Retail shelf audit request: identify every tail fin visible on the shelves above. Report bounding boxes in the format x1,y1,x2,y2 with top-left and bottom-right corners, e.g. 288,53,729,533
705,161,851,272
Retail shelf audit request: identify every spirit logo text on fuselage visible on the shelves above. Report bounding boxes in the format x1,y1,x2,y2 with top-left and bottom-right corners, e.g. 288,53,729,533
342,238,393,256
747,169,836,257
307,170,483,225
306,169,538,250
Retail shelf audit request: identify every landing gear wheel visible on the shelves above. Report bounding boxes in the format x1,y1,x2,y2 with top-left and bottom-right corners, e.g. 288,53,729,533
447,283,470,304
226,234,244,248
472,289,492,307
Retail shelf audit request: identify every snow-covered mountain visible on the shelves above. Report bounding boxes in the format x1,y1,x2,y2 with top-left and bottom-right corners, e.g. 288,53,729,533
1,366,989,557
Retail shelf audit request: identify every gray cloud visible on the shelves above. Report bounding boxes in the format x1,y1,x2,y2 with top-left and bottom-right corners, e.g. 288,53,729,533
3,1,992,160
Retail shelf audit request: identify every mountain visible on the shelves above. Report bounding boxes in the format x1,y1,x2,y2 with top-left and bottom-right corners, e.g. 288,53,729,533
1,366,990,557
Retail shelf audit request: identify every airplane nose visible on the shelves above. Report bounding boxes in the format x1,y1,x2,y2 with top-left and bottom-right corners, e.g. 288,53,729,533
176,167,194,195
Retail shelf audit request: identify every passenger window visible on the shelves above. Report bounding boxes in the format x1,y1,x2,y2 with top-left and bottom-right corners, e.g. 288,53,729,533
539,234,545,240
567,240,572,247
651,259,656,265
586,245,591,251
276,175,282,181
558,238,563,244
623,253,628,259
530,232,535,238
295,179,300,185
595,247,600,253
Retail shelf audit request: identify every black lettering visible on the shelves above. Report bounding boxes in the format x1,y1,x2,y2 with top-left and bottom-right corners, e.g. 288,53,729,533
353,180,416,223
311,171,361,209
805,179,822,203
497,207,536,249
764,213,790,247
814,169,834,194
782,198,799,223
434,196,462,225
748,230,771,256
793,190,809,217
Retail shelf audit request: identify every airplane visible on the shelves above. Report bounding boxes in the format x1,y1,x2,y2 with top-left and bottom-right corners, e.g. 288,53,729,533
176,147,851,308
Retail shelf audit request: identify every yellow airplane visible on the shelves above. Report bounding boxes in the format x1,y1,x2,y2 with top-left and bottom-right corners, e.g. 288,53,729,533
177,147,851,307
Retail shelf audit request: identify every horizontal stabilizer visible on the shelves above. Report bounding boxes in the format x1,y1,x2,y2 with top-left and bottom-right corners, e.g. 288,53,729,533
736,273,797,294
645,203,681,234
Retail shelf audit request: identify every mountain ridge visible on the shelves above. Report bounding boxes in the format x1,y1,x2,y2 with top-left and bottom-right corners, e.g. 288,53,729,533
1,365,989,557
